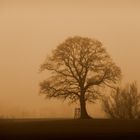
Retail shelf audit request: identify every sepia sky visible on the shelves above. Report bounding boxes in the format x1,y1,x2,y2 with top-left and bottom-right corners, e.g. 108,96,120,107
0,0,140,118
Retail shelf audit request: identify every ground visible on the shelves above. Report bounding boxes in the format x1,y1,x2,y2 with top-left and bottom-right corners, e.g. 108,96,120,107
0,118,140,140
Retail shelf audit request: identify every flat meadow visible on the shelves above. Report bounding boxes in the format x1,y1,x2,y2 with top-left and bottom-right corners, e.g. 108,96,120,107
0,118,140,139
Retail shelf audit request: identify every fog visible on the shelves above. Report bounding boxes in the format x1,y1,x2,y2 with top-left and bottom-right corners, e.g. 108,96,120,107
0,0,140,118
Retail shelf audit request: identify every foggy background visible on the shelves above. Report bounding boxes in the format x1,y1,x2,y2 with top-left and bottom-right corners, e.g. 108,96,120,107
0,0,140,118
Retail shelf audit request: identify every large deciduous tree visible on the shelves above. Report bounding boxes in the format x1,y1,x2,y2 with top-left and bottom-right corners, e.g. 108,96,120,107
40,36,121,119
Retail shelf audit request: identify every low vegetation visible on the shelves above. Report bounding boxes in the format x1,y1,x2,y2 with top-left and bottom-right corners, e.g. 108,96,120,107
102,82,140,119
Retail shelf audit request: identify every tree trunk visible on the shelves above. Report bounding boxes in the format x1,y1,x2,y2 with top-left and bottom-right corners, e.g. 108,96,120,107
79,95,92,119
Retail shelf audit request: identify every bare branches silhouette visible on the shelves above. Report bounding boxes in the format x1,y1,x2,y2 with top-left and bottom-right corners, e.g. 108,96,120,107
40,36,121,119
102,82,140,119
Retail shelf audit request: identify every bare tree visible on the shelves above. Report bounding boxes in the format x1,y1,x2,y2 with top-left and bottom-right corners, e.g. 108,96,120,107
102,82,140,119
40,36,121,119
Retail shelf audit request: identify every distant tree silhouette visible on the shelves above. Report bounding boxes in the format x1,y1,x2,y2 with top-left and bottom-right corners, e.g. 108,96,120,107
102,82,140,119
40,36,121,119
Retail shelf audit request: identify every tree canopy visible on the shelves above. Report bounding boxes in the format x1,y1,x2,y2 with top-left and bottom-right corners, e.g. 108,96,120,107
40,36,121,119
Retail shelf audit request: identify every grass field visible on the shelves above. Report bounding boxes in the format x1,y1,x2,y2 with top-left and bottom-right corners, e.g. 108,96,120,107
0,119,140,139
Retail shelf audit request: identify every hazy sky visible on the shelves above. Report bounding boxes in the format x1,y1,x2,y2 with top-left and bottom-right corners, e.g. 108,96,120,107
0,0,140,118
